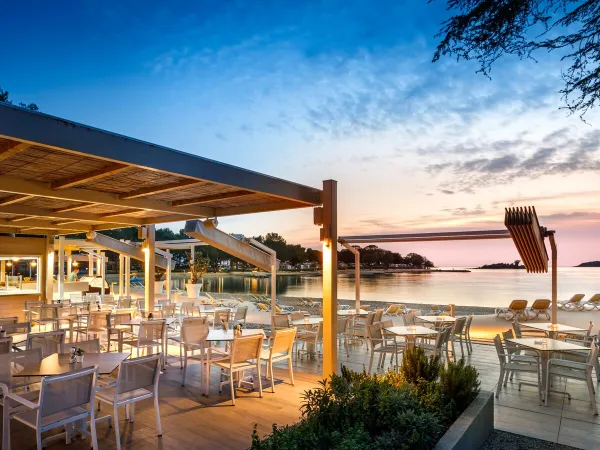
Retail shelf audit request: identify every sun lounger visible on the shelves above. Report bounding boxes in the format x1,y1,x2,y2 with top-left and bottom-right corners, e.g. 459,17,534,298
582,294,600,311
496,299,528,321
557,294,586,311
526,299,551,320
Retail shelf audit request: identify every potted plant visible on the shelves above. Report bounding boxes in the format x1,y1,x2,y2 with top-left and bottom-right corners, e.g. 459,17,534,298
185,252,210,299
154,267,165,294
75,348,85,363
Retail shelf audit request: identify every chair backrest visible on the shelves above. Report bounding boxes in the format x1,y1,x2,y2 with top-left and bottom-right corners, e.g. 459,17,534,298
290,311,305,322
0,348,42,386
0,336,12,354
27,331,65,356
402,311,416,326
465,315,473,331
531,299,550,310
181,318,210,345
136,299,146,311
85,293,101,304
365,311,376,327
180,301,195,315
214,309,230,324
271,328,296,356
508,300,528,311
0,316,18,325
59,338,100,354
88,311,108,331
101,294,116,305
337,317,348,334
380,319,393,329
70,293,83,303
39,305,59,321
231,334,263,364
512,318,522,338
116,353,162,395
493,335,504,363
118,297,133,309
586,341,599,366
138,320,166,344
109,312,133,327
39,365,98,420
162,303,177,317
272,314,290,329
234,306,248,321
367,323,383,341
501,329,518,354
587,293,600,304
2,322,31,334
373,309,384,322
452,317,467,335
585,321,594,337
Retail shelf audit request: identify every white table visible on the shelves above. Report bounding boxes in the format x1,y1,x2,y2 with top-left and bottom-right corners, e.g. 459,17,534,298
206,329,265,342
384,326,439,349
291,318,322,326
417,315,456,324
522,322,586,339
338,309,368,316
507,338,590,398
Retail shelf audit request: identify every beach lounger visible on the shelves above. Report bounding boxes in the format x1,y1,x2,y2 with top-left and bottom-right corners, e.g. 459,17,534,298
582,294,600,311
558,294,586,311
384,304,401,316
526,299,551,320
257,303,269,312
496,299,528,321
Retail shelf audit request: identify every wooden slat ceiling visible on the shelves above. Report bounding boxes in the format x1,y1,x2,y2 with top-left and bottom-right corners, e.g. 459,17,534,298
0,122,320,236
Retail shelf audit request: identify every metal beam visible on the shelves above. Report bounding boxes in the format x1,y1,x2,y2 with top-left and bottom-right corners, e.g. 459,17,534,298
215,200,306,217
0,175,215,218
0,203,144,226
0,142,30,162
339,230,511,243
85,231,170,269
119,179,203,200
0,103,322,205
173,190,253,207
0,194,35,206
51,163,131,190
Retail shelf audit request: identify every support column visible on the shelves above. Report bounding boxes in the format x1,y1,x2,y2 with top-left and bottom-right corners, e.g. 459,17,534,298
45,237,54,303
88,252,94,276
125,256,131,297
166,251,172,301
549,233,558,325
96,254,102,280
0,260,5,284
58,236,65,301
100,252,106,295
144,225,156,312
119,254,124,297
66,250,72,281
321,179,338,377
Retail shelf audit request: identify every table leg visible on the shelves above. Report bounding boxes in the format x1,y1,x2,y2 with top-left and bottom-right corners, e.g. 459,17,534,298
540,351,548,400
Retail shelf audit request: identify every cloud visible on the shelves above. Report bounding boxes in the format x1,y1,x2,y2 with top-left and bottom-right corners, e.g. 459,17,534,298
428,129,600,193
440,189,454,195
442,206,486,216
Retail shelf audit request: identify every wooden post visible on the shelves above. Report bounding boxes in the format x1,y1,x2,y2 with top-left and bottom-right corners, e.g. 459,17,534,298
125,256,131,297
58,236,65,300
45,236,54,303
549,233,558,325
66,250,72,281
321,179,338,378
88,251,94,276
166,250,172,301
0,260,5,284
144,225,156,312
119,254,124,298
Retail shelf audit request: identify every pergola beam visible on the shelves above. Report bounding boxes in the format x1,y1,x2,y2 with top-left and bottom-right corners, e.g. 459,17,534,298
97,208,141,218
51,163,131,190
53,203,96,213
0,194,35,206
0,142,30,162
119,179,203,200
0,203,144,226
0,175,215,218
215,200,303,217
0,218,90,232
173,190,253,207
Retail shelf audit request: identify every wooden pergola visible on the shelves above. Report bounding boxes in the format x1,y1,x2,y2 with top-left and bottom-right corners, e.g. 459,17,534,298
0,104,340,376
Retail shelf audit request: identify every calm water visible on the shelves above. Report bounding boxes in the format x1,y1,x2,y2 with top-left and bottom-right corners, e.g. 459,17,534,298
186,268,600,308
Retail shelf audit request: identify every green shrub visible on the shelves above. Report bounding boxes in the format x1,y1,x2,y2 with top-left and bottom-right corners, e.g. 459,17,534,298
251,357,479,450
399,346,441,385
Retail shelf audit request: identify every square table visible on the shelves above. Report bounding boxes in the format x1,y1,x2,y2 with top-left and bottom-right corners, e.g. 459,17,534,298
13,352,130,377
206,328,265,342
291,317,323,327
417,316,456,324
338,309,368,316
507,338,590,397
522,322,587,339
384,326,439,349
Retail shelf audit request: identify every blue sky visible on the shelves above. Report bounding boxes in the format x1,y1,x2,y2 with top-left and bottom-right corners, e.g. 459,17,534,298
2,1,599,265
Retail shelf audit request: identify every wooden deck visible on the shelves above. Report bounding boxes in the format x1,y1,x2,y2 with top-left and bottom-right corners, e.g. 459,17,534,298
6,337,600,449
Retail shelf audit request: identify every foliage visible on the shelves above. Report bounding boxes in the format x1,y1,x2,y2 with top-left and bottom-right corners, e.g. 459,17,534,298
339,245,434,268
400,346,441,385
250,357,480,450
186,252,210,284
432,0,600,119
0,86,39,111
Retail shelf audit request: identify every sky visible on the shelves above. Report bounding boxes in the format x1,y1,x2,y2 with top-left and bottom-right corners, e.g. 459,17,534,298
1,1,599,266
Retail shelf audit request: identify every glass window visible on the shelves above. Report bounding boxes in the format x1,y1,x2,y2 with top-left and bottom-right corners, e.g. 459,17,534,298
0,257,40,295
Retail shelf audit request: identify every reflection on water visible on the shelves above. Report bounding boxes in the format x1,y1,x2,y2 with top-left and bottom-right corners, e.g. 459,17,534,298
180,267,600,307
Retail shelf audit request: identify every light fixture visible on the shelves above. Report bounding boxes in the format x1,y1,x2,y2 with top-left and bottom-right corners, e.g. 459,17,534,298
72,261,79,267
30,260,37,268
6,261,12,268
12,257,19,262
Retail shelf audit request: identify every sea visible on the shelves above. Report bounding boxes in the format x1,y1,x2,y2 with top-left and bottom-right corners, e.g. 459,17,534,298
183,267,600,308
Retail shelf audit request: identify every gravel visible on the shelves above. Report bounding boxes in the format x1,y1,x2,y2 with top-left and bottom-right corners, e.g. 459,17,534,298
481,430,578,450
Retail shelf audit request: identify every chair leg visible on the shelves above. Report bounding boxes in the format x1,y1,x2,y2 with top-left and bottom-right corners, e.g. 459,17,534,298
257,363,263,398
3,405,11,450
179,344,183,368
89,409,99,450
154,395,163,435
130,403,135,422
545,368,550,406
113,405,121,450
181,352,188,386
496,367,504,398
230,373,236,406
36,430,43,450
270,361,275,393
288,357,295,386
587,377,598,415
368,349,374,373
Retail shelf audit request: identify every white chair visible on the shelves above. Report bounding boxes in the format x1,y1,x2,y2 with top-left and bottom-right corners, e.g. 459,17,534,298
260,328,296,392
3,365,100,450
337,317,350,357
207,334,263,406
232,306,248,327
168,317,210,386
493,335,541,403
546,341,599,414
367,323,400,373
96,354,163,450
296,322,323,361
121,319,165,358
448,317,467,359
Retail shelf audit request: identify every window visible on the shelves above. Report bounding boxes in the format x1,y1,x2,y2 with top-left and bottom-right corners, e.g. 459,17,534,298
0,257,40,295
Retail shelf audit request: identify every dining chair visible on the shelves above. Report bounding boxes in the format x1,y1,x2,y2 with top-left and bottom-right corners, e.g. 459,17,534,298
120,319,166,358
169,318,210,386
95,354,162,450
337,317,349,357
26,331,66,357
107,312,133,352
0,337,13,354
260,327,296,392
208,334,264,405
448,317,467,359
366,323,399,373
213,308,231,329
296,322,323,361
4,365,100,450
232,306,248,327
0,317,18,326
59,338,101,354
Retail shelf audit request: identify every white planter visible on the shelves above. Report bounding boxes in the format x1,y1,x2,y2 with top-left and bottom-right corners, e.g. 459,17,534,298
186,282,202,299
76,355,84,363
154,281,164,293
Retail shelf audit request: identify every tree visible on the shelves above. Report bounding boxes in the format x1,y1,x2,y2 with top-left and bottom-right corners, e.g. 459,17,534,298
432,0,600,118
0,86,39,111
